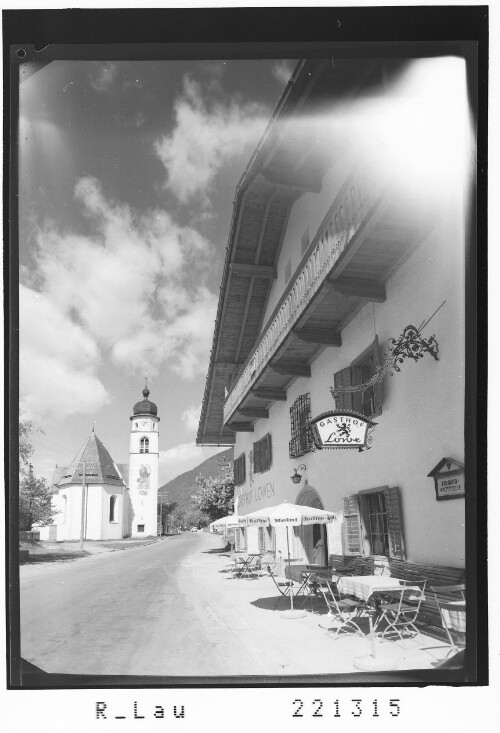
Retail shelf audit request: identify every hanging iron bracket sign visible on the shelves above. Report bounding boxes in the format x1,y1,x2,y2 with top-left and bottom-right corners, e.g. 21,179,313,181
310,410,377,451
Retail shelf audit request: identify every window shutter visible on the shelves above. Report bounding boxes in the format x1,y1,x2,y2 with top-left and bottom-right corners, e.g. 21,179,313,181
373,336,383,415
383,486,405,560
265,433,272,471
334,368,353,410
253,440,262,473
343,494,363,555
258,527,265,552
234,454,246,487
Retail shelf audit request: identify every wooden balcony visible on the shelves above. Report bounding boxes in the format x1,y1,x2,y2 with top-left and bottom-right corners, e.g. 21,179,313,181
224,165,433,429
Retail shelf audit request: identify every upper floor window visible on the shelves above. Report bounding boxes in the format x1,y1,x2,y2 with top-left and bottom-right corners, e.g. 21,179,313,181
140,436,149,453
234,453,246,487
289,393,313,458
253,434,272,474
333,338,383,418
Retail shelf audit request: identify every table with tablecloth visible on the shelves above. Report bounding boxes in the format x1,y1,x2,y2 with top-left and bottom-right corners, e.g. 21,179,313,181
337,574,414,602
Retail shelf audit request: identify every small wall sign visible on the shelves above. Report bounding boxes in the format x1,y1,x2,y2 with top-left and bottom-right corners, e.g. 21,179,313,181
427,457,465,501
310,411,376,450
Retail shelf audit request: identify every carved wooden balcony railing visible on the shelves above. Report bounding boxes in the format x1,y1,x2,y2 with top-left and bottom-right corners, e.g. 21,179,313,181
223,166,384,424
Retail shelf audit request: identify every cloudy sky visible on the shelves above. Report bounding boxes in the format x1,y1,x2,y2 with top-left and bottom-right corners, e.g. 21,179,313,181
19,57,296,484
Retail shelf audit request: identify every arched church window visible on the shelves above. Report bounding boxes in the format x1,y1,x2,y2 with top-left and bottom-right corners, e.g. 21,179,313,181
61,495,67,523
140,436,149,453
109,495,117,522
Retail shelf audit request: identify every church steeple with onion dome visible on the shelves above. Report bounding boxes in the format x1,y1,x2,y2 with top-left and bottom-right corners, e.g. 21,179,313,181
128,378,160,537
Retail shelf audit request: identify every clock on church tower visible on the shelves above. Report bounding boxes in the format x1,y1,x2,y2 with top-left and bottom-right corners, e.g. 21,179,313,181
128,382,160,537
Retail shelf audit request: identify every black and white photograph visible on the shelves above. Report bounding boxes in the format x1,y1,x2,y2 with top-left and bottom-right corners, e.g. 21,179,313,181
4,3,492,729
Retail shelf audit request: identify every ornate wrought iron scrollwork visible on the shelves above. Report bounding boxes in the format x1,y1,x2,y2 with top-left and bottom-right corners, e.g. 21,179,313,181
387,325,439,372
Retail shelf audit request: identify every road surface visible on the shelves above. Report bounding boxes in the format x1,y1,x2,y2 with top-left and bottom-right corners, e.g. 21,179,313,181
20,532,258,676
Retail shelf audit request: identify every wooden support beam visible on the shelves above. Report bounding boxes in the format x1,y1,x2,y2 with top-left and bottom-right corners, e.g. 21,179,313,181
293,327,342,346
262,167,322,193
236,407,269,419
328,276,386,302
214,361,244,371
229,262,277,279
226,422,255,432
251,388,287,401
270,362,311,377
198,437,236,445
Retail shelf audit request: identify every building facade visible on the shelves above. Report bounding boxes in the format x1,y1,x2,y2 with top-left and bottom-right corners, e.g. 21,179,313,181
197,55,472,572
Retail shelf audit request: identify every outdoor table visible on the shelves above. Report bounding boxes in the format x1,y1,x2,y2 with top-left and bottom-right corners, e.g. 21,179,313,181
337,575,418,672
233,552,261,578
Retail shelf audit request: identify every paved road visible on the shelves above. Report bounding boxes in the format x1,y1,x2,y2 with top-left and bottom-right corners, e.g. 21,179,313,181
20,532,257,676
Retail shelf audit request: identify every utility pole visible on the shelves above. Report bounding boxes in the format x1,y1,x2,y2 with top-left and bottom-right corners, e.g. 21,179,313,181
79,461,86,551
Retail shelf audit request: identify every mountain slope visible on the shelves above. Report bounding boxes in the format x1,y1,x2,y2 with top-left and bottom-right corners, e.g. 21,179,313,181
158,448,233,511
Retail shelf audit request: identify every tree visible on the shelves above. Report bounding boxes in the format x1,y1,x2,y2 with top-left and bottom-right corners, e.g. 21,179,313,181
191,459,234,523
157,497,179,534
184,507,210,530
19,464,59,530
19,416,34,475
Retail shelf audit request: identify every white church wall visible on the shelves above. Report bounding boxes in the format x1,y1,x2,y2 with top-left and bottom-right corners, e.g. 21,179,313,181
85,484,104,540
101,485,125,540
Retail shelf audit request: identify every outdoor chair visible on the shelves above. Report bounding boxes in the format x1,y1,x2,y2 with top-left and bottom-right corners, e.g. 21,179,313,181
429,584,466,657
375,579,427,645
257,552,278,577
318,579,368,640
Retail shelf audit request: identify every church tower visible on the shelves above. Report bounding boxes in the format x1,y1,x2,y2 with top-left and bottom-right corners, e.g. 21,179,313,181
128,382,160,537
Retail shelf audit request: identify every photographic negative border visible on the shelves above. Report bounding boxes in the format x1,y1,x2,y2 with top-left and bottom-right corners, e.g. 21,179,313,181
4,5,488,692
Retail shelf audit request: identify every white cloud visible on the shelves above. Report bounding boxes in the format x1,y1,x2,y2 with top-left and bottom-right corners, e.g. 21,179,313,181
158,442,222,485
154,75,268,205
21,177,219,421
181,404,201,434
20,285,109,421
272,60,295,86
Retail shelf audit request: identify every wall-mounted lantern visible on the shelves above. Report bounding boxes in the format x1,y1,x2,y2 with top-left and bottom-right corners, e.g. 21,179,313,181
291,464,306,484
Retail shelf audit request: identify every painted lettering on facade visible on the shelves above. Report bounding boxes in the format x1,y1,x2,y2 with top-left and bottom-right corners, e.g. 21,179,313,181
239,481,275,508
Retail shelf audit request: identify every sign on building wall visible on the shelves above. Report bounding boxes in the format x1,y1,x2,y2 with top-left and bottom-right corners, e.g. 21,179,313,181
427,457,465,501
310,411,376,450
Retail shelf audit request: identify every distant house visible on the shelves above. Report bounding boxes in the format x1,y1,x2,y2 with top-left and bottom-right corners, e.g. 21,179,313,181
197,54,472,571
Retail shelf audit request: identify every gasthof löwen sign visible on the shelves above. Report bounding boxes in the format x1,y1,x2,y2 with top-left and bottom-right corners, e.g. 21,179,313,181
310,411,376,450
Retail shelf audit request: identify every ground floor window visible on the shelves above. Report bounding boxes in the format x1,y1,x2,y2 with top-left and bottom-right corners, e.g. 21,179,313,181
109,495,117,523
137,524,145,533
343,486,405,559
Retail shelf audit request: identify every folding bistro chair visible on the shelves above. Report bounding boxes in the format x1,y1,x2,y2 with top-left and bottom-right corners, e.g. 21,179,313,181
429,584,466,657
318,579,368,639
257,552,277,577
375,579,427,645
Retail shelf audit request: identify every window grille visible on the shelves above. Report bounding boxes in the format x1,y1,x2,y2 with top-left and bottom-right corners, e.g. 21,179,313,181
289,393,313,458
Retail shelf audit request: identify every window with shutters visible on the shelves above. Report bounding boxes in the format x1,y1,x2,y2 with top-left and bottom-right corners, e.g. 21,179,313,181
253,434,272,473
289,393,313,458
234,453,246,486
333,338,383,418
342,486,405,560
